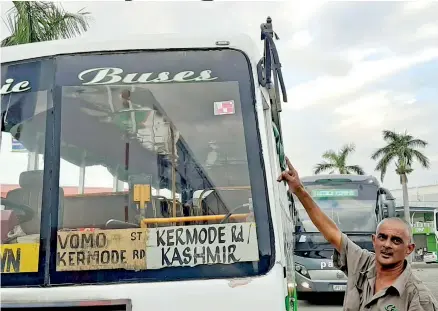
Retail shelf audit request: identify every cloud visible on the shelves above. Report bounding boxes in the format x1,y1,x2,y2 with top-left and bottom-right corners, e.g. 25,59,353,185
288,30,313,49
1,1,437,190
286,48,438,110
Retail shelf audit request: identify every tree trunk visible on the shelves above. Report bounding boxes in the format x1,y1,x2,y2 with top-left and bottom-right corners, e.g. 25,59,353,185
401,173,413,263
401,173,410,224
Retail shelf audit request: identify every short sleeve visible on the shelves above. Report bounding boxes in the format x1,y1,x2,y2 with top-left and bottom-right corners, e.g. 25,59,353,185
333,233,374,276
417,285,438,311
407,290,438,311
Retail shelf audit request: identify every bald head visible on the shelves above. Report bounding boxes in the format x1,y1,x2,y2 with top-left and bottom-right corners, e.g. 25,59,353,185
373,217,416,267
376,217,413,244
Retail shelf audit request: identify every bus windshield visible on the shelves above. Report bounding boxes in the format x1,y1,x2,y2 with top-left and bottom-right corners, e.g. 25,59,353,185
1,49,273,285
294,182,379,233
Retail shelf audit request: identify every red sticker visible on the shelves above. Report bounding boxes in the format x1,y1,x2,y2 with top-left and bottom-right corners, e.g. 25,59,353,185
214,100,235,115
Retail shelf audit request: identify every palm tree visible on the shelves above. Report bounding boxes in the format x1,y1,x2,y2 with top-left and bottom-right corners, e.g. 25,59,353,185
371,130,430,223
1,1,90,47
314,143,365,175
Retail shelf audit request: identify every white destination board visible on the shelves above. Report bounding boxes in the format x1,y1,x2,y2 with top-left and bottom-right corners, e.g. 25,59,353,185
146,222,259,269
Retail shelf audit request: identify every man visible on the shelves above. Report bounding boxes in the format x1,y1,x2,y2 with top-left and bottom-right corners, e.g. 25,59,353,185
278,158,437,311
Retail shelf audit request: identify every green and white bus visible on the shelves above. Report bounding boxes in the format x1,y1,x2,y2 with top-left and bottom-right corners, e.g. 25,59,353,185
1,17,297,311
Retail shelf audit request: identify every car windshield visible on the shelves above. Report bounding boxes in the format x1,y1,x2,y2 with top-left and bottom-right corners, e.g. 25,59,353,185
1,49,272,286
294,182,379,233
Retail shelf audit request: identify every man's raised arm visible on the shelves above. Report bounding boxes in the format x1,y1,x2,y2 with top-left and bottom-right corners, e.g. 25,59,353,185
277,158,342,252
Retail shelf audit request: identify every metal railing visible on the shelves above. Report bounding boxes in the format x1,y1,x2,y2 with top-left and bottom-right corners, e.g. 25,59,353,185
395,200,438,208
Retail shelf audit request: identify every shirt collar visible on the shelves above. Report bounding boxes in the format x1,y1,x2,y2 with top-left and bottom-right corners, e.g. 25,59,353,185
365,259,411,296
391,260,411,296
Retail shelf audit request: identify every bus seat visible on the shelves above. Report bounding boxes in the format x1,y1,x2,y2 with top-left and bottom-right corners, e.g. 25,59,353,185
5,170,65,235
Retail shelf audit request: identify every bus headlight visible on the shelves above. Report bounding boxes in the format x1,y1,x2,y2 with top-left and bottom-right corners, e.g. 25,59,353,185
294,263,310,278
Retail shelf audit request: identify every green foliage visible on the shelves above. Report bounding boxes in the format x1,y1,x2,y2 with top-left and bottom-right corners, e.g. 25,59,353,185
314,143,365,175
371,130,429,182
2,1,91,47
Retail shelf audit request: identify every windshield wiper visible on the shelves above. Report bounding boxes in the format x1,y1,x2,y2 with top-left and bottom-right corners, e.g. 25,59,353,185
259,17,287,104
258,16,288,142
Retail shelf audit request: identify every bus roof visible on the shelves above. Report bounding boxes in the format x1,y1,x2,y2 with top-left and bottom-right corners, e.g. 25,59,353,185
301,174,380,185
0,33,261,65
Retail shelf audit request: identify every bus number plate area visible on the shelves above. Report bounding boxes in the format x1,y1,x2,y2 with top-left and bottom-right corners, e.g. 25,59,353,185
1,299,131,311
332,284,347,291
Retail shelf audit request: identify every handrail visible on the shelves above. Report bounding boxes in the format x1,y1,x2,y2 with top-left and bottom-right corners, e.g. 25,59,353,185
141,213,249,224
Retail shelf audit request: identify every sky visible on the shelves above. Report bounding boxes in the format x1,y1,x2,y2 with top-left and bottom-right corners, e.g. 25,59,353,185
1,0,438,192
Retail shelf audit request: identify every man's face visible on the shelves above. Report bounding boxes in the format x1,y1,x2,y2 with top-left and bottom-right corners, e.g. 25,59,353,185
372,220,415,267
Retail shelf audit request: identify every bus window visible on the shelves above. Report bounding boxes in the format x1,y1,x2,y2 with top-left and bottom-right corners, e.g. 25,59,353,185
1,68,49,274
435,211,438,231
51,49,270,284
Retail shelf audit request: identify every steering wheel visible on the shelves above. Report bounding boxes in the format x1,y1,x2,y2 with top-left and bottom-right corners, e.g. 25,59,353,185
1,197,35,223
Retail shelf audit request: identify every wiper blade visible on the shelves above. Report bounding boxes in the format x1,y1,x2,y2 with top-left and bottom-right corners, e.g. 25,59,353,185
260,17,288,103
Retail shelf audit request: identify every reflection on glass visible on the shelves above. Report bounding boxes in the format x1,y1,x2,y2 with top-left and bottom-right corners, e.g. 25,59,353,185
1,90,48,274
56,81,257,273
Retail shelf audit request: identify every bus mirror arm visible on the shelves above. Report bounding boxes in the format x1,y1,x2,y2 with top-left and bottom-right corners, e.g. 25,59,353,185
378,187,395,200
378,188,396,218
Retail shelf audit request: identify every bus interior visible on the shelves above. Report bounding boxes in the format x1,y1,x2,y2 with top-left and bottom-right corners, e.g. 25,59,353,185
1,83,254,246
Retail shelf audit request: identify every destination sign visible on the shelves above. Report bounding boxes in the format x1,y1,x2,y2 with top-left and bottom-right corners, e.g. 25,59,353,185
0,243,39,273
311,189,358,198
146,222,259,269
56,229,148,271
54,223,258,271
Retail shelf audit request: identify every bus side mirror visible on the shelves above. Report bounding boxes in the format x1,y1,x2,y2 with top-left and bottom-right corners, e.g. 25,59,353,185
378,188,396,218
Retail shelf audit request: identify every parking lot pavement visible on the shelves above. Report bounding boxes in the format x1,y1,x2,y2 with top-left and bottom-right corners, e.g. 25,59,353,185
413,266,438,300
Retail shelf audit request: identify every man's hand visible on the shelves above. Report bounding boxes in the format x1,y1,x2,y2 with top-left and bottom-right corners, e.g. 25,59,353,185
278,157,342,252
277,157,305,194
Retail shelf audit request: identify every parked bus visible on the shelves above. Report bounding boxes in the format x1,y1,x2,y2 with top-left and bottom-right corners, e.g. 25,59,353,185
424,208,438,263
0,17,297,311
292,174,396,301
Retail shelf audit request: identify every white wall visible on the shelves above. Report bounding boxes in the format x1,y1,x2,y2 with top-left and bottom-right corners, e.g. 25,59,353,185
391,184,438,207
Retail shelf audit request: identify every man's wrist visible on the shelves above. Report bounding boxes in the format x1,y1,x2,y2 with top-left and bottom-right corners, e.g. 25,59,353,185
294,185,308,198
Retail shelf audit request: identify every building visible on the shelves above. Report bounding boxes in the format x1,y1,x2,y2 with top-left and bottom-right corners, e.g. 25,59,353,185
391,185,438,262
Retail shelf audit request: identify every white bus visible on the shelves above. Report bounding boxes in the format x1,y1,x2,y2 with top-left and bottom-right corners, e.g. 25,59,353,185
0,17,298,311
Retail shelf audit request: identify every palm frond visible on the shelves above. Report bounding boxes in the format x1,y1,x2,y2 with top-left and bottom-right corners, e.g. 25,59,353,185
411,149,430,169
346,165,365,175
322,150,338,162
406,138,428,149
382,130,399,143
340,143,355,162
374,152,396,182
314,163,336,175
1,1,90,47
371,145,394,160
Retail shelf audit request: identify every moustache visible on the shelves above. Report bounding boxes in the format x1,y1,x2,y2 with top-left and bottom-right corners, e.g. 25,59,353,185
380,248,393,256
